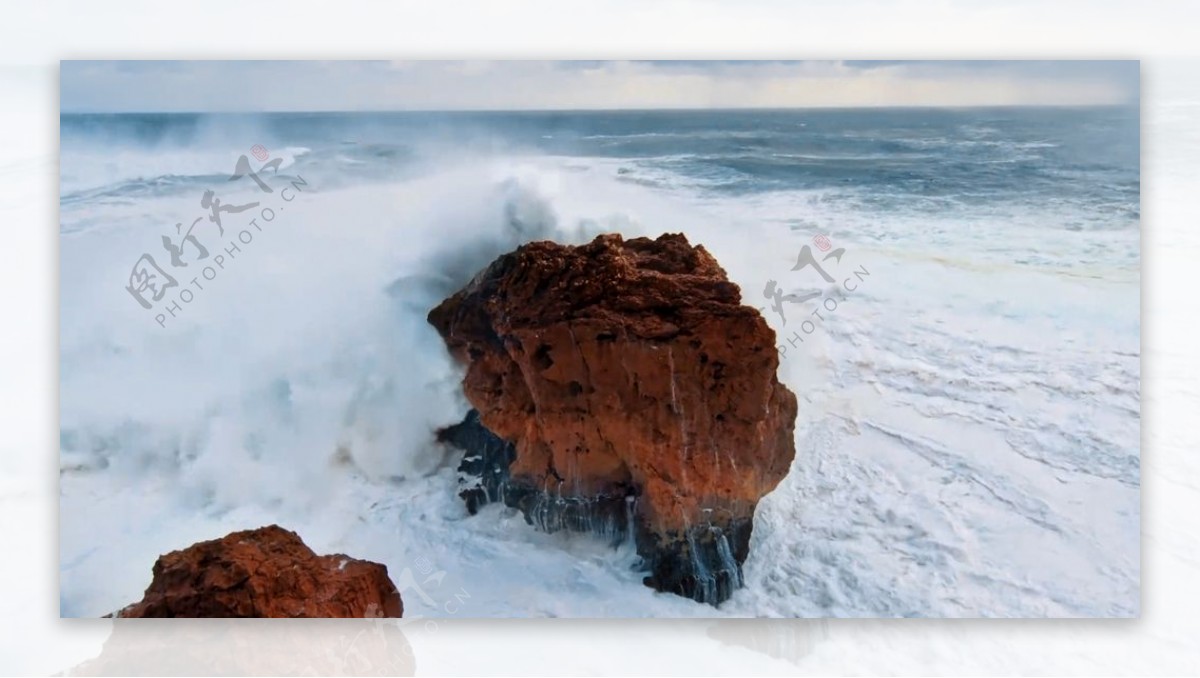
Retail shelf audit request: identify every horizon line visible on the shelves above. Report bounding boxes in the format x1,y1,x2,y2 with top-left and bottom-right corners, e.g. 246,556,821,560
60,102,1140,115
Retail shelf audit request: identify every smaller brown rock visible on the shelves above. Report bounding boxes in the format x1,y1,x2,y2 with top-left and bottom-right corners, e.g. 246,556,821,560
114,525,403,618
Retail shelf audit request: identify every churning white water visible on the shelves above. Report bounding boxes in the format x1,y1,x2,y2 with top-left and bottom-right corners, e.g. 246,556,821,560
59,110,1138,618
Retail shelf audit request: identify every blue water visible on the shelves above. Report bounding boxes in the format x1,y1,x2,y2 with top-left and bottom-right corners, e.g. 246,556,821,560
61,107,1139,211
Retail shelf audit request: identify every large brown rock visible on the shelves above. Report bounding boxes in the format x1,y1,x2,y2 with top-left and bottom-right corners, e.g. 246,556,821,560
114,525,403,618
429,232,797,604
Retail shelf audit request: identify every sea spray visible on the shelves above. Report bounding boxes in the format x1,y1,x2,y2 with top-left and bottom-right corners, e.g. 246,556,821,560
61,108,1138,617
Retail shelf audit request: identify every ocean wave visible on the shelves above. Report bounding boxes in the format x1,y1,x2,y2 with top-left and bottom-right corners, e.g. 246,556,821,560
58,108,1140,619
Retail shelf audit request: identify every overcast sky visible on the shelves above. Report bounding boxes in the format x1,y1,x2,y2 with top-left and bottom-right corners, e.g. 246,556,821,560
61,60,1139,112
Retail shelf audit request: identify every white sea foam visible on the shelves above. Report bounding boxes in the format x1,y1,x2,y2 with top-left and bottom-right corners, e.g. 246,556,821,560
59,138,1138,618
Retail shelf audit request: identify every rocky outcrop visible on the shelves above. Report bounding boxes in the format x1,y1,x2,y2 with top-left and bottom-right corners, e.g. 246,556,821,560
429,233,797,604
113,525,404,618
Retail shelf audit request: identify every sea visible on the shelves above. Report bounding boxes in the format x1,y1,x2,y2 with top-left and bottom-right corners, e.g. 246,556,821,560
59,107,1140,618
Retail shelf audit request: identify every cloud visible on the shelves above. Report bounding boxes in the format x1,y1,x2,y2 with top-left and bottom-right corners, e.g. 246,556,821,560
60,60,1138,112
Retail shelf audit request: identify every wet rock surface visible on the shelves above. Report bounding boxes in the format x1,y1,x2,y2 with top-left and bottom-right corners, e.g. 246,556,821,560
430,233,797,604
113,525,404,618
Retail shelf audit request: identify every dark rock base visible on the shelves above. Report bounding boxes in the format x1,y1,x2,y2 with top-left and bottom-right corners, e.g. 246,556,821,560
437,409,515,515
437,409,751,605
636,519,752,605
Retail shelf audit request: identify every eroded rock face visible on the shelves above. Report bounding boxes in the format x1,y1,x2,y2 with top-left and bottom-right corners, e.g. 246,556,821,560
429,233,797,604
114,525,404,618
